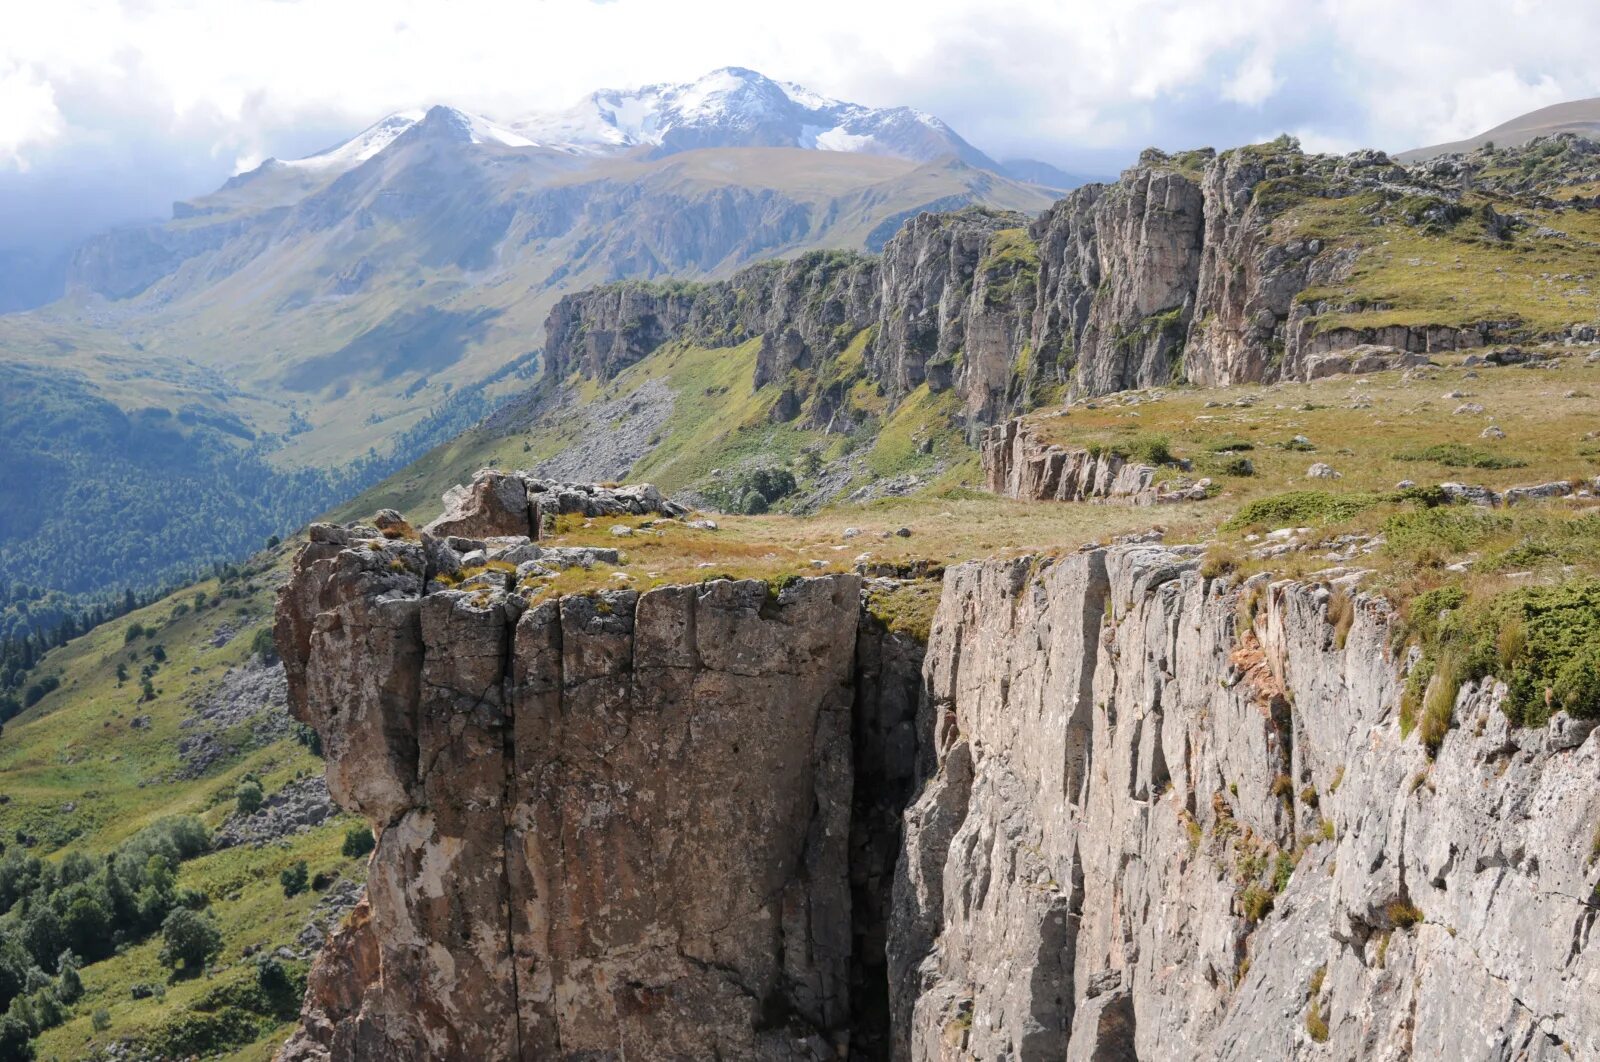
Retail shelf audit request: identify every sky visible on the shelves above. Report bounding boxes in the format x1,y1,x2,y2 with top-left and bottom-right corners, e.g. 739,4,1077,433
0,0,1596,261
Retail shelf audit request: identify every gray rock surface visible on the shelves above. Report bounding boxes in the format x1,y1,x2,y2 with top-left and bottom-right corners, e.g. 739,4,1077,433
543,141,1541,430
175,659,290,778
890,545,1600,1061
423,469,688,540
214,775,337,849
981,417,1209,504
275,483,1600,1061
277,514,874,1059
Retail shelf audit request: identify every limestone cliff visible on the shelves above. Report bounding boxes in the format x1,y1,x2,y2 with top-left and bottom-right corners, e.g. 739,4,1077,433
893,545,1600,1060
542,142,1529,434
277,499,1600,1061
275,516,926,1060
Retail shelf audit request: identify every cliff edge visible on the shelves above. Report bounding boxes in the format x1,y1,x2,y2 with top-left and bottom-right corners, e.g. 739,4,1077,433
275,487,1600,1060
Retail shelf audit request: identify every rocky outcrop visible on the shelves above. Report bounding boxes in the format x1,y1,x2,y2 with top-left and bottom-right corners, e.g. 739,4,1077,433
422,470,686,539
980,418,1211,505
891,545,1600,1060
276,512,910,1059
279,487,1600,1061
1032,167,1205,395
544,210,1039,429
546,141,1551,431
542,251,880,388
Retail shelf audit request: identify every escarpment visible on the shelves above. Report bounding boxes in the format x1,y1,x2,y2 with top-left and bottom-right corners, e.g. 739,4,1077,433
542,141,1531,436
277,484,1600,1061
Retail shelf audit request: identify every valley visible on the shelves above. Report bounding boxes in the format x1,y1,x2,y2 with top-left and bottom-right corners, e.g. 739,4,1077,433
2,62,1600,1060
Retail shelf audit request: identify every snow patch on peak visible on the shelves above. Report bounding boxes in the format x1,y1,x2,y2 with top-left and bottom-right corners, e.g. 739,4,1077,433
510,67,994,169
282,110,426,171
281,106,534,173
418,105,538,148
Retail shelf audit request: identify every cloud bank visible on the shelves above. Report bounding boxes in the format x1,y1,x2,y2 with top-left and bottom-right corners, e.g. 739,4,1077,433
0,0,1594,256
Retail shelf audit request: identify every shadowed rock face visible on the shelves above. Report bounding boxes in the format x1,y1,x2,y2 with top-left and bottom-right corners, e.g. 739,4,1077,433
278,485,1600,1062
276,519,879,1060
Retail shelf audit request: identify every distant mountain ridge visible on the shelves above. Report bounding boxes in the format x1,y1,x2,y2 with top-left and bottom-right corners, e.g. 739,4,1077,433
244,67,1009,180
1400,96,1600,160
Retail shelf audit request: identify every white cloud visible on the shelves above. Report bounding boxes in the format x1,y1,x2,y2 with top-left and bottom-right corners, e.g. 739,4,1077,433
1223,48,1283,108
0,0,1598,193
0,64,63,169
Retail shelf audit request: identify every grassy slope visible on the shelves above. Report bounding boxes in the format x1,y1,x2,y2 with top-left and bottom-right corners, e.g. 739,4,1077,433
327,326,974,531
1,554,365,1060
1280,189,1600,336
6,340,1597,1057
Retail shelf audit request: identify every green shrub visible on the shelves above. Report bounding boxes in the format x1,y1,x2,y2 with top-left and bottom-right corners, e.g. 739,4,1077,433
234,781,264,817
1394,443,1527,469
1402,579,1600,729
159,908,222,973
92,1007,111,1032
709,465,797,513
279,861,309,898
249,627,277,664
143,1006,263,1058
1240,885,1274,923
1223,491,1384,531
341,826,376,859
1126,433,1174,465
0,1014,33,1061
1383,508,1509,557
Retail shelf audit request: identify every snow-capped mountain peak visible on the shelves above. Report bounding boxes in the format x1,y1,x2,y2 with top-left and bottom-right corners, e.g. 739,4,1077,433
280,110,426,171
279,105,535,172
259,70,997,183
412,105,538,148
511,67,996,169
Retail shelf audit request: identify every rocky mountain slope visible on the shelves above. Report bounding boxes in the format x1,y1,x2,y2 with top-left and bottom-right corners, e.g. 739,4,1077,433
0,73,1053,609
1401,95,1600,160
543,133,1600,446
5,337,1599,1058
44,70,1050,473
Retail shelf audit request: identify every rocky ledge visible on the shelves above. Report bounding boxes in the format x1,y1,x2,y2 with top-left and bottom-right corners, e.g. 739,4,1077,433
981,417,1212,504
275,482,1600,1061
423,469,686,540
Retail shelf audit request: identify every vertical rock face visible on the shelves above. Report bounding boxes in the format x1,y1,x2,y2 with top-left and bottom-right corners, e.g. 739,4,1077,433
1033,168,1206,396
279,491,1600,1061
891,544,1600,1061
544,143,1521,438
277,520,876,1060
866,209,1035,420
